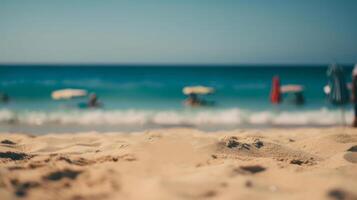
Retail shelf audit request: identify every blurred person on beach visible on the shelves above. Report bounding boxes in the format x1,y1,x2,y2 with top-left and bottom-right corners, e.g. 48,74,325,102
185,93,201,106
88,93,101,108
270,76,281,104
294,92,305,105
0,92,9,103
352,65,357,127
184,93,215,107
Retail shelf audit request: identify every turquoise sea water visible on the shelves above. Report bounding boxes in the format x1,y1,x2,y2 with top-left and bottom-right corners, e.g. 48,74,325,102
0,65,355,133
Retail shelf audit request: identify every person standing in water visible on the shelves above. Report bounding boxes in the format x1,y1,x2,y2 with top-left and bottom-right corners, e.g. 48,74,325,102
185,93,200,106
270,76,281,104
88,93,101,108
352,65,357,127
0,92,9,103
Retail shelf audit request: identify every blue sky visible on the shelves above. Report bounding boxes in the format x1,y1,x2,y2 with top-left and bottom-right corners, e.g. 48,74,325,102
0,0,356,64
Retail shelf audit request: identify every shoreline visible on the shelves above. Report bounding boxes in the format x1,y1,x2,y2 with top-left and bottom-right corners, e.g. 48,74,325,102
1,127,357,199
1,123,354,135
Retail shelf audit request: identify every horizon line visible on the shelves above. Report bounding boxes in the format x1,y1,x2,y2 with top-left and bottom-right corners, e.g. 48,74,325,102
0,62,355,67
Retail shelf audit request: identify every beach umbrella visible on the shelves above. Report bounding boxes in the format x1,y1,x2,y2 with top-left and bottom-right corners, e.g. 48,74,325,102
183,86,215,95
280,84,304,94
326,64,350,125
270,76,281,104
326,65,349,105
51,89,88,100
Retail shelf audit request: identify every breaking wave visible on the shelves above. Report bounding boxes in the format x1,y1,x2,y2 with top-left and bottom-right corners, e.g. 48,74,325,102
0,108,352,127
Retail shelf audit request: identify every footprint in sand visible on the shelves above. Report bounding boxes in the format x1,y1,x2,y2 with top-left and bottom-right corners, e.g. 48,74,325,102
224,137,263,149
217,136,318,166
343,153,357,164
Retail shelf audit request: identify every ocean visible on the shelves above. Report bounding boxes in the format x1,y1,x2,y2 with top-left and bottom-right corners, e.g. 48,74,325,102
0,65,355,133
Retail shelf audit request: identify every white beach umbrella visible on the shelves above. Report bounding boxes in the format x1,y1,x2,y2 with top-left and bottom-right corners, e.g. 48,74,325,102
280,85,304,94
183,86,215,95
51,89,88,100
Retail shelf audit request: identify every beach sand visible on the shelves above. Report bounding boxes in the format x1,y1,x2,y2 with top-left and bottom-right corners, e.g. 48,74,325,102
0,128,357,200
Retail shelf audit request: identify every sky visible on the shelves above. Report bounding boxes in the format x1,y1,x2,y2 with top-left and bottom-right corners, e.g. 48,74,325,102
0,0,357,65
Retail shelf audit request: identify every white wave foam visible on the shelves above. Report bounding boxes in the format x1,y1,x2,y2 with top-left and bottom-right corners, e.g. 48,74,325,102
0,108,352,126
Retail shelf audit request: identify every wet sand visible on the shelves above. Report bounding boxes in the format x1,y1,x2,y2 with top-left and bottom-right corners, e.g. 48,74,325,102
0,128,357,200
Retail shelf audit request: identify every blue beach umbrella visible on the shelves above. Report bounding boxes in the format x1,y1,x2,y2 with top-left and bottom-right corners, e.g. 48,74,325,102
326,64,349,105
326,64,350,125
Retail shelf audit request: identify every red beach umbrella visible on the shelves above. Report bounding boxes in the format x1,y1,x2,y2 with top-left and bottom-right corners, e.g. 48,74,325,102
270,76,281,104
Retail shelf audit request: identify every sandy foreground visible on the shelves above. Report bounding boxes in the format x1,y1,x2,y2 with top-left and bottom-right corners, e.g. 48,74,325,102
0,128,357,200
